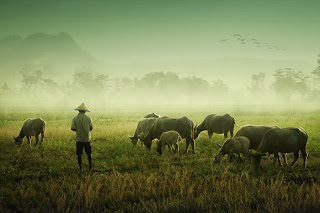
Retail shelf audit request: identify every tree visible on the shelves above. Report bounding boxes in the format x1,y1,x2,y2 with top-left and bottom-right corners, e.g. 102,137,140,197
158,72,181,94
211,79,229,94
179,76,210,96
20,66,58,98
311,54,320,92
294,70,309,96
272,68,309,101
1,83,9,91
20,66,43,96
138,72,166,88
72,72,109,98
0,83,10,98
248,72,265,94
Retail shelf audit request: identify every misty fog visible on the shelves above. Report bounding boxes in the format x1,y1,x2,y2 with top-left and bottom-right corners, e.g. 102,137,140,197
1,61,320,112
1,1,320,112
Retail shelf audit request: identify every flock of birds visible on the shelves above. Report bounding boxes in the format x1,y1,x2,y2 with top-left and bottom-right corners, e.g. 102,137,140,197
219,34,287,51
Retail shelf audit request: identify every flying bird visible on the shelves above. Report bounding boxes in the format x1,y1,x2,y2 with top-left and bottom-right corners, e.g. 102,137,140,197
219,33,286,51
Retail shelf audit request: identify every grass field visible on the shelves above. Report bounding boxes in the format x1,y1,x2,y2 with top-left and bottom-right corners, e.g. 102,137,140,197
1,109,320,212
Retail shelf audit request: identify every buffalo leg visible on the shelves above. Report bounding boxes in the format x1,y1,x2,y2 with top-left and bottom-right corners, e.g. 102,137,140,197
168,145,173,153
228,152,235,162
174,144,179,154
230,126,234,138
291,151,300,167
301,149,308,167
281,153,287,165
243,152,249,162
185,141,190,153
274,152,282,166
35,135,39,147
228,153,232,162
162,143,166,155
186,138,195,154
40,130,45,143
190,139,195,154
208,130,213,139
27,137,31,147
224,131,228,139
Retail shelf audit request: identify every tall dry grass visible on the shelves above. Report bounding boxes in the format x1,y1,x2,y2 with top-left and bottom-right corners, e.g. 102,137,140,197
1,110,320,212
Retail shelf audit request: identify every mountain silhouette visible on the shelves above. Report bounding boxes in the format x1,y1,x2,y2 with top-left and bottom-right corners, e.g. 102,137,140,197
0,32,96,81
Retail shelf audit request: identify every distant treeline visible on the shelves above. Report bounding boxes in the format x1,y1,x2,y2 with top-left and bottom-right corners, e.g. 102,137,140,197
1,55,320,107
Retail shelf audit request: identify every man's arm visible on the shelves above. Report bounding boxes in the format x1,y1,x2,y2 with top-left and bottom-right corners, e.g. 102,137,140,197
71,118,76,131
89,117,93,131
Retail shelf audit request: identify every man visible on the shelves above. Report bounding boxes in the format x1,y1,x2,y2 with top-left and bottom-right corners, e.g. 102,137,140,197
71,103,93,171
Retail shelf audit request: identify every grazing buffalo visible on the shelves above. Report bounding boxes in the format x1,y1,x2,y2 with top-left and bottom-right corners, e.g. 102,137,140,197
234,125,276,150
194,114,235,140
235,125,286,163
144,113,161,118
156,130,182,155
140,116,195,153
252,127,308,167
129,117,158,146
14,118,46,147
214,136,250,163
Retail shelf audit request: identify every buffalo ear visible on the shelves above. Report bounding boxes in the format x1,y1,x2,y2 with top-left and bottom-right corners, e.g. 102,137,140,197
129,136,134,140
217,144,222,148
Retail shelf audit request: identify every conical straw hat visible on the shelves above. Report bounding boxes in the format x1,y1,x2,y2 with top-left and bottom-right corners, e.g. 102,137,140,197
75,103,90,112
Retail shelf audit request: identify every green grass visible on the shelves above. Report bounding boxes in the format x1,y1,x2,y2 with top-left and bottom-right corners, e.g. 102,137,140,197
1,109,320,212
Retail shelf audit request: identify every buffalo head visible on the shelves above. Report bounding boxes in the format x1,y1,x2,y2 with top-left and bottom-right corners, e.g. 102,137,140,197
249,152,266,167
194,124,199,139
129,136,138,146
156,140,163,155
14,136,22,145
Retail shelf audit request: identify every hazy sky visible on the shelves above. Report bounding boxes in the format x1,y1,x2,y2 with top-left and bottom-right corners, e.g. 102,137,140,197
1,0,319,64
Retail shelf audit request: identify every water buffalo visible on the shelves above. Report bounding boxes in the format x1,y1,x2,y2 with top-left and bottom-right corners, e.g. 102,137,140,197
129,117,158,146
140,116,195,153
235,125,286,163
214,136,250,163
14,118,46,147
234,125,276,150
251,127,308,167
144,113,161,118
194,114,235,140
156,130,182,155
